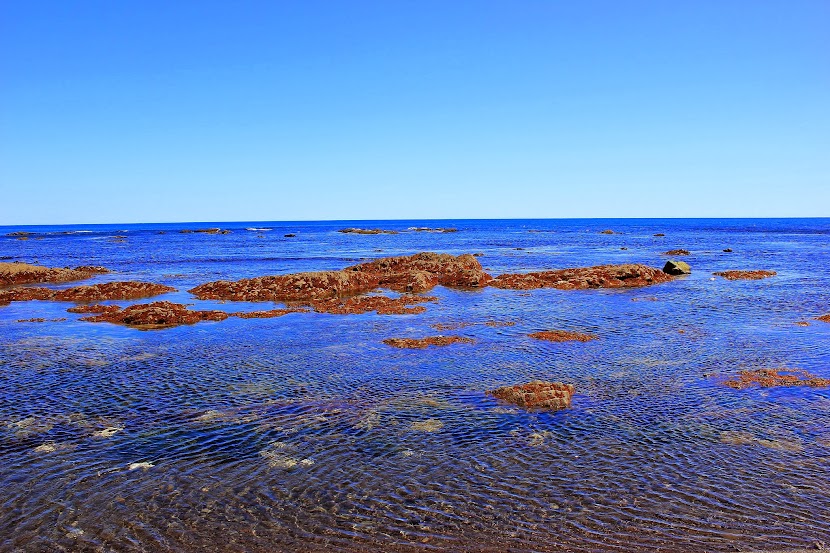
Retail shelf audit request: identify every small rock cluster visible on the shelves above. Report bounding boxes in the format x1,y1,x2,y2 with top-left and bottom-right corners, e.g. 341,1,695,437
488,381,575,410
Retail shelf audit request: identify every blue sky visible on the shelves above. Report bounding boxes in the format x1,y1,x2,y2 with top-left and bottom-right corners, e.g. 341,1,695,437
1,1,828,224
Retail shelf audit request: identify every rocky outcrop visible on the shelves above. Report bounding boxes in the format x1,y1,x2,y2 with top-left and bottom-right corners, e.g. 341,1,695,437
723,368,830,389
1,281,174,305
491,264,673,290
66,304,122,314
311,294,436,315
232,308,308,319
600,230,616,235
179,228,231,234
713,270,776,281
0,262,110,287
662,260,691,275
664,249,690,256
338,228,398,235
529,330,597,342
189,252,492,303
410,227,458,233
488,381,575,410
81,301,229,329
382,336,475,349
346,252,493,291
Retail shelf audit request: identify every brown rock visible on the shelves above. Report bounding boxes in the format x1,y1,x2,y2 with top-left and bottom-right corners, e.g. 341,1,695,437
231,308,308,319
600,229,616,234
1,281,174,305
713,270,776,281
338,228,399,235
488,381,575,411
383,336,475,349
180,228,230,235
491,264,673,290
664,249,690,256
311,295,436,315
189,252,492,302
816,314,830,323
723,368,830,389
653,233,665,237
529,330,597,342
81,301,228,329
0,262,110,287
67,304,122,314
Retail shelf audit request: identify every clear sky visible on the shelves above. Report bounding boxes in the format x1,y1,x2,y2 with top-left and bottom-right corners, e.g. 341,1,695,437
1,1,828,224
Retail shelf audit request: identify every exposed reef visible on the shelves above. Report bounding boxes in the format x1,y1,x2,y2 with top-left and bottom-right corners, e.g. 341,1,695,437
179,228,231,234
529,330,597,342
0,262,109,287
232,308,308,319
816,314,830,323
189,252,492,302
338,228,399,235
488,381,575,411
311,294,436,315
0,282,175,305
723,368,830,389
664,249,690,256
713,270,776,281
491,264,673,290
382,336,475,349
80,301,229,329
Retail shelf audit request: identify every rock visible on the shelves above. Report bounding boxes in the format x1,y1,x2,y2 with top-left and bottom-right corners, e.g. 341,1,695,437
382,336,475,349
488,381,575,411
284,234,296,237
664,249,690,256
723,248,733,252
491,264,673,290
529,330,597,342
80,301,229,329
653,233,665,237
815,314,830,323
620,247,628,250
311,294,436,315
67,304,122,314
231,308,308,319
600,229,616,234
713,270,776,280
180,228,230,234
1,281,174,305
409,227,458,233
723,368,830,389
346,252,492,290
338,228,398,235
0,262,110,287
662,260,691,275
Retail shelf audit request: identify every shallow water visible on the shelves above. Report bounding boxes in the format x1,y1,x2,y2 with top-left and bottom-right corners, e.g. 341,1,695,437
1,218,829,552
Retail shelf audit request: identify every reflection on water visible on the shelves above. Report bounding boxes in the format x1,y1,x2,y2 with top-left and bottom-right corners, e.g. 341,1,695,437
1,219,829,551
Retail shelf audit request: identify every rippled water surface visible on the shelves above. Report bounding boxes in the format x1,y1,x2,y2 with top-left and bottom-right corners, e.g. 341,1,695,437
1,219,829,552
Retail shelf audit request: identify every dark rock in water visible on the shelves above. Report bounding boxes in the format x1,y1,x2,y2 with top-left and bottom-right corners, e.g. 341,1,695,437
620,247,628,250
383,336,474,349
654,233,665,237
723,368,830,389
714,270,775,281
529,330,597,342
816,314,830,323
180,228,231,235
492,264,672,290
488,381,575,411
723,248,733,252
284,234,296,237
664,249,690,256
339,228,398,235
81,301,228,329
600,229,616,234
663,260,691,275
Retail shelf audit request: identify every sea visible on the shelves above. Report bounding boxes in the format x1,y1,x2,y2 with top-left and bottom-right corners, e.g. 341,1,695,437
0,218,828,552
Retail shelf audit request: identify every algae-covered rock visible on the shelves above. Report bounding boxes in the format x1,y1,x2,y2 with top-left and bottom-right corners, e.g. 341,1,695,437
662,260,691,275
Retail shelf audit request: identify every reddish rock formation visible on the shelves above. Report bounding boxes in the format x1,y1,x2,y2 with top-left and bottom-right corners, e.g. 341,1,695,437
338,228,399,235
491,264,673,290
382,336,475,349
713,270,776,281
312,294,436,315
67,304,122,314
600,230,616,235
488,381,575,411
816,314,830,323
723,368,830,390
232,308,308,319
1,281,174,305
664,249,690,256
0,262,110,287
81,301,229,329
529,330,597,342
189,252,492,303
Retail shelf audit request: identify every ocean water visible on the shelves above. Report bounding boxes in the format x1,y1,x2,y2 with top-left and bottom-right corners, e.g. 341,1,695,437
0,218,828,552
